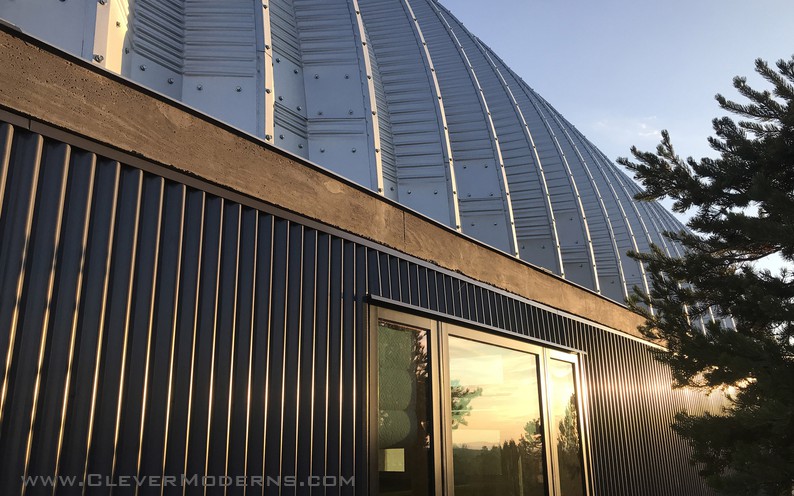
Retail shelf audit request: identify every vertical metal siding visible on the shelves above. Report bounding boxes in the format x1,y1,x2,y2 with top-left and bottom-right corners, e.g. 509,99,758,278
0,118,721,496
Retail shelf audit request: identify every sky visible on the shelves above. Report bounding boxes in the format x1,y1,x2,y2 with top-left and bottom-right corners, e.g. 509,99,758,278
441,0,794,165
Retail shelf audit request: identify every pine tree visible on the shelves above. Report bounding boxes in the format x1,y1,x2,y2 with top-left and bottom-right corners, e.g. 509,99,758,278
617,56,794,495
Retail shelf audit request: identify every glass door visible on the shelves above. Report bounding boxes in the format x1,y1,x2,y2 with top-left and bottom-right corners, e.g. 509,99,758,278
442,330,548,496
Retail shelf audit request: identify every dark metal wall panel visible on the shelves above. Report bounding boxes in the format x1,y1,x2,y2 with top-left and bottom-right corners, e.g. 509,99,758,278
0,118,720,496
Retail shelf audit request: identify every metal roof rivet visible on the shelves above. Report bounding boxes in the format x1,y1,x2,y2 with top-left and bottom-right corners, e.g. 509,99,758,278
407,190,412,194
297,106,302,111
367,75,372,79
356,10,360,14
456,225,460,229
265,44,270,49
279,134,285,139
265,88,271,93
139,64,146,71
314,74,319,79
390,186,394,191
430,67,435,71
236,86,242,92
494,223,498,226
320,148,325,153
352,148,357,153
348,110,354,115
278,96,283,101
115,21,121,27
197,84,202,90
371,111,376,115
263,2,268,8
168,78,174,84
490,193,494,196
298,144,303,149
453,191,457,195
344,74,350,79
434,190,438,194
375,148,380,153
276,58,280,63
318,111,323,116
93,54,104,62
265,134,272,140
467,193,471,197
293,69,299,74
362,41,367,46
98,0,106,4
124,48,129,54
471,223,475,226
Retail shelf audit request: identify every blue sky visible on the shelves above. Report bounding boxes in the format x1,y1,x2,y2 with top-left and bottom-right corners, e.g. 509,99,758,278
442,0,794,164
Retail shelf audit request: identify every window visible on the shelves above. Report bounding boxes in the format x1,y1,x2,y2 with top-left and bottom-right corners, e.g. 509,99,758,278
371,307,590,496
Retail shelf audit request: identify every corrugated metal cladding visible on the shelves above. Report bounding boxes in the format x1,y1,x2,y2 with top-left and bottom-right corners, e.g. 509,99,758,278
0,117,721,495
0,0,690,305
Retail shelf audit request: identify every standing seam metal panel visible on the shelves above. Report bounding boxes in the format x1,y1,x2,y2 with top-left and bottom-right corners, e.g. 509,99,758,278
357,0,461,229
412,0,518,255
478,44,599,290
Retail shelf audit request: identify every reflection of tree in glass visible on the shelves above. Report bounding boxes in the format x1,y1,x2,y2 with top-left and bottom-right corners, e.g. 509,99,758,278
452,419,546,495
377,323,433,495
449,379,482,429
557,394,583,496
411,330,430,450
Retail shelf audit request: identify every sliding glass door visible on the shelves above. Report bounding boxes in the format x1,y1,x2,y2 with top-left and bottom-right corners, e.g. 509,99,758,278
444,335,546,495
372,307,589,496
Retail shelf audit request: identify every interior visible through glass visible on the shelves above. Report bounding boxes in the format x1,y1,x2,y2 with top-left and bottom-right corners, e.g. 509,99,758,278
548,359,585,496
447,335,546,495
377,320,432,495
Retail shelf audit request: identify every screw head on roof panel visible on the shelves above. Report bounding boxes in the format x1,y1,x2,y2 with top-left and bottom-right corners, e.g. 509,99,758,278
93,54,104,62
168,78,174,84
139,64,146,71
236,86,242,92
197,84,202,90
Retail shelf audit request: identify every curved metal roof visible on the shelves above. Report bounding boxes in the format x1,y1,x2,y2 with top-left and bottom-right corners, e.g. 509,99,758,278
0,0,686,302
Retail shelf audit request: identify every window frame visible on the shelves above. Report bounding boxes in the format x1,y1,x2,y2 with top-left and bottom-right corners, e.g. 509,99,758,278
369,305,592,496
